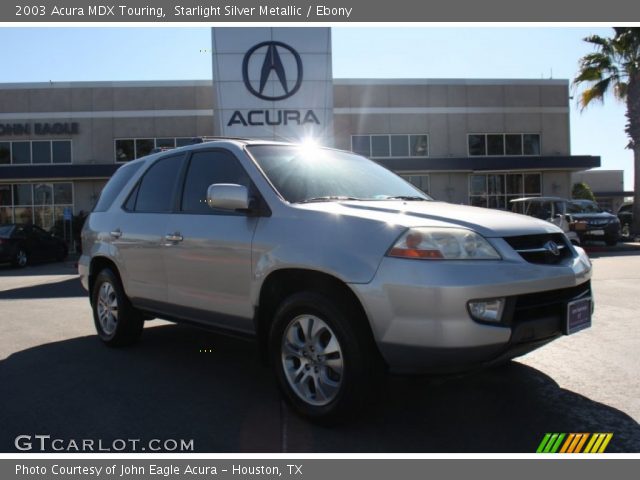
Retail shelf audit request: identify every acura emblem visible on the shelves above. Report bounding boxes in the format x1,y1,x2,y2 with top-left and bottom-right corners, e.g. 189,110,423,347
242,41,303,101
544,240,560,256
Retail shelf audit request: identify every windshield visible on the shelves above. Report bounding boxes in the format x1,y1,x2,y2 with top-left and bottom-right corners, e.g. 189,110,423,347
570,201,602,214
247,145,431,203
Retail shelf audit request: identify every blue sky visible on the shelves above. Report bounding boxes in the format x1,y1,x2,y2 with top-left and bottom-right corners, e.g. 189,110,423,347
0,27,632,189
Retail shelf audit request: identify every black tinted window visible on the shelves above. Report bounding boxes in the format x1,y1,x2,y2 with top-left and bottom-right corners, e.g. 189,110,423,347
181,151,250,214
93,162,144,212
135,155,184,213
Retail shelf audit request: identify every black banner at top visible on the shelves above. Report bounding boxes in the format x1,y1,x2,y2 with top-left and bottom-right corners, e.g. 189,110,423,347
3,0,640,22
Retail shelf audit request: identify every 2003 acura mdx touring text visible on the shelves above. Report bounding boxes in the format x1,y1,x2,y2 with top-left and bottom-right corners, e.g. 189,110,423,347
79,138,593,421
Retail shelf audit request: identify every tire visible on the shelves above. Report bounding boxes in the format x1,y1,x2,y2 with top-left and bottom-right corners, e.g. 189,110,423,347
11,248,28,268
605,236,618,247
622,224,630,238
91,268,143,346
268,290,379,422
56,245,68,262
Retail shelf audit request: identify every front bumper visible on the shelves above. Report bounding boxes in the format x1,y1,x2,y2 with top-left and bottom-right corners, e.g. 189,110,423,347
78,254,90,291
581,222,619,238
350,245,593,373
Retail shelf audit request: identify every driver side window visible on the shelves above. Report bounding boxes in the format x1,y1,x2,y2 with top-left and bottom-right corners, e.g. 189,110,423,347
180,150,251,214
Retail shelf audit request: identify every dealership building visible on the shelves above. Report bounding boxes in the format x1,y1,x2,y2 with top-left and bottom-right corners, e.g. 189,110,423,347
0,27,600,232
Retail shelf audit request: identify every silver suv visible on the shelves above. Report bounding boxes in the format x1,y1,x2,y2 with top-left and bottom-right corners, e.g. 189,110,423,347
79,139,593,420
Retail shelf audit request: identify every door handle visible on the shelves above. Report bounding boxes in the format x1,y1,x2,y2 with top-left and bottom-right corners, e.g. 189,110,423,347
165,233,183,243
110,229,122,239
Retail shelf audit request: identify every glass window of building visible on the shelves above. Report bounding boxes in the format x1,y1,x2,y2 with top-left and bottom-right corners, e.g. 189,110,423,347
0,182,73,230
176,137,194,147
390,135,409,157
351,134,429,158
410,135,429,156
53,183,73,205
505,134,523,155
52,141,72,163
12,142,31,164
469,134,541,156
115,139,135,162
523,134,541,155
116,137,198,162
13,184,33,206
0,140,71,164
470,172,541,209
487,135,504,156
0,142,11,165
32,141,52,164
34,184,54,205
468,135,486,156
351,136,370,157
135,139,154,159
156,138,176,149
0,185,11,211
401,174,430,194
371,136,390,157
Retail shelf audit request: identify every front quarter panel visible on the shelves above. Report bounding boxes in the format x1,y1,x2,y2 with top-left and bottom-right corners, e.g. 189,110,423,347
250,207,405,304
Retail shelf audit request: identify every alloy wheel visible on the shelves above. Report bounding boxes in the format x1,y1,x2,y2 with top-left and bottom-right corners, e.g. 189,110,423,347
281,314,344,406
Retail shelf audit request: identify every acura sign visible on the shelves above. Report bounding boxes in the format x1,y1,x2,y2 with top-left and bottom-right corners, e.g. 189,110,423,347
211,27,334,143
242,41,303,101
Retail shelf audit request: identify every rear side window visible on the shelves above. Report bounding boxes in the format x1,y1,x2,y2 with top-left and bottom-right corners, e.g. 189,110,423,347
181,150,251,214
93,162,143,212
133,155,184,213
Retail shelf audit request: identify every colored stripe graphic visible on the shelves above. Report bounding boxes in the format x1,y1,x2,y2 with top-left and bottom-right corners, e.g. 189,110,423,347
537,433,613,453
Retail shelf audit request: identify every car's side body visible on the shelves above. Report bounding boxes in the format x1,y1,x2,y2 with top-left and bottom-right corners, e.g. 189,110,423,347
0,223,68,267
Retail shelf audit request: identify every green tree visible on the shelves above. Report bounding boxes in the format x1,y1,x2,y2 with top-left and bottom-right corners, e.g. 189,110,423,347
572,182,597,201
573,27,640,234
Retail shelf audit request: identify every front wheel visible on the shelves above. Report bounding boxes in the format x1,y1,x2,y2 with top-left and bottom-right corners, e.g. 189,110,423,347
91,268,143,346
605,236,618,247
269,291,379,422
12,248,28,268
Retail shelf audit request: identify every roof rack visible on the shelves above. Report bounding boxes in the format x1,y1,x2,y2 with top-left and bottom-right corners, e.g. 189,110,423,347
193,136,252,143
147,137,252,155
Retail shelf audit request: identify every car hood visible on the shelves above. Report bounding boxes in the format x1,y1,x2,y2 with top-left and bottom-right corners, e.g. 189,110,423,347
296,200,562,238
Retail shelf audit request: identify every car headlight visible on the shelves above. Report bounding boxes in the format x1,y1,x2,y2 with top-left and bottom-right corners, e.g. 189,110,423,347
387,227,501,260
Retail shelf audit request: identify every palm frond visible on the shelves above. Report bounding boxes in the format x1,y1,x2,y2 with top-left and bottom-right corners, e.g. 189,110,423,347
579,77,613,109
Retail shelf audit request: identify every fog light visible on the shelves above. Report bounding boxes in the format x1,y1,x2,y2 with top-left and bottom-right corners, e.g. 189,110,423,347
467,298,505,323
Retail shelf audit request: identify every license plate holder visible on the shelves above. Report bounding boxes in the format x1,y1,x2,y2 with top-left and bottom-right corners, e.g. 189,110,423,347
565,297,592,335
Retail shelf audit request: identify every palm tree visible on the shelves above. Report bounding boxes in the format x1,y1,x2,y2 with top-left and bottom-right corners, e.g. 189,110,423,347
573,28,640,235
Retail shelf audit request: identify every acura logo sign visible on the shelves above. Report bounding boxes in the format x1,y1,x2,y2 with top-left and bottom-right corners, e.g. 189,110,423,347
242,41,303,101
544,240,560,256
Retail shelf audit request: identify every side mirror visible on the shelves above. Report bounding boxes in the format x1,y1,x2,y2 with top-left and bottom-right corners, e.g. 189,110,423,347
206,184,250,211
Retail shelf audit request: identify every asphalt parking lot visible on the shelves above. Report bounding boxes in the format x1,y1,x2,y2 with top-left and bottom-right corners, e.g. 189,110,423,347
1,252,639,453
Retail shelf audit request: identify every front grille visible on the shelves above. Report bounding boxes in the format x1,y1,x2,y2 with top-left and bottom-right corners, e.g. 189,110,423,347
503,281,592,342
504,233,572,265
588,219,609,227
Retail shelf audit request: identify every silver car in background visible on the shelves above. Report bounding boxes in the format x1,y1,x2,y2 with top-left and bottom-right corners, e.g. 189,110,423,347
79,139,593,421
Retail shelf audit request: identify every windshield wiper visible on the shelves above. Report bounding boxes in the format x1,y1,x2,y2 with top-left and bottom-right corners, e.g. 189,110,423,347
298,196,362,204
379,195,428,201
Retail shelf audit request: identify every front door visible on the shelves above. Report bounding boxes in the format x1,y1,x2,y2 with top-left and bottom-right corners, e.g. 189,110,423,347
163,149,258,334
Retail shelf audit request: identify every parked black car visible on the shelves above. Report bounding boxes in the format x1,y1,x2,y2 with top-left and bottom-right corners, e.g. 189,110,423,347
617,202,633,237
569,200,621,246
0,224,68,268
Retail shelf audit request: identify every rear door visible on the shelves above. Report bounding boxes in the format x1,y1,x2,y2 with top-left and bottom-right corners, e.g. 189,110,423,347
163,149,259,334
113,154,185,304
